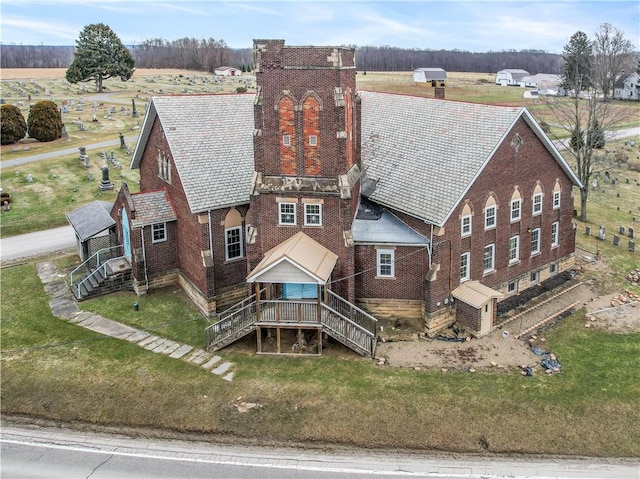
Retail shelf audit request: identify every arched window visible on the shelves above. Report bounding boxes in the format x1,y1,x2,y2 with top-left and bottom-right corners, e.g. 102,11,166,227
532,183,543,216
224,208,243,261
460,202,472,237
484,195,497,230
552,179,562,210
510,188,521,222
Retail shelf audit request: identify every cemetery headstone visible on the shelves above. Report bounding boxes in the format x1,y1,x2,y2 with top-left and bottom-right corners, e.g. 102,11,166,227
629,241,636,253
613,235,620,246
99,166,114,191
132,98,138,118
629,227,635,239
597,225,605,241
119,133,126,150
620,226,626,235
585,226,591,236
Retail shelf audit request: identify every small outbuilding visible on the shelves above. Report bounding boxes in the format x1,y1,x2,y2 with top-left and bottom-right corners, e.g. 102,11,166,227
495,69,529,86
214,66,241,77
413,68,447,86
65,200,116,261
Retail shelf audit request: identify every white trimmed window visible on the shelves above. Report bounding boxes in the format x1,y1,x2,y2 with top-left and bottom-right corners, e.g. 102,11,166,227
461,215,472,237
460,252,470,282
550,262,558,275
376,249,395,278
483,244,495,273
531,228,541,255
509,235,520,264
510,198,521,222
530,270,540,283
225,226,243,260
553,190,561,209
551,221,559,247
508,280,518,293
282,134,291,146
309,135,318,146
279,202,296,225
304,203,322,226
485,205,496,230
532,192,543,215
152,223,167,243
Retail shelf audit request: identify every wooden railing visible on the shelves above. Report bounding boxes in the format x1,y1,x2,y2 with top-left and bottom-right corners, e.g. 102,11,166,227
205,293,378,357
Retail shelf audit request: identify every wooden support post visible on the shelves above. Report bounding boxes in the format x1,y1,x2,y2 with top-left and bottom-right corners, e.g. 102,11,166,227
255,282,261,320
297,302,302,323
317,328,322,355
256,326,262,353
317,285,322,323
276,327,281,353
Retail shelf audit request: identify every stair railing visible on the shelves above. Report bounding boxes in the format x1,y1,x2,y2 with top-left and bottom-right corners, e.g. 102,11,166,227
70,245,122,297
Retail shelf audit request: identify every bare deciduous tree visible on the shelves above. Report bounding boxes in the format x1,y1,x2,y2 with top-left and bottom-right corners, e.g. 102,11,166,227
593,23,635,101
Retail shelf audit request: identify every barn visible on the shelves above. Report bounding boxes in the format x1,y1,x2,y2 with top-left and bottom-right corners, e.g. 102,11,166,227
413,68,447,86
495,69,529,86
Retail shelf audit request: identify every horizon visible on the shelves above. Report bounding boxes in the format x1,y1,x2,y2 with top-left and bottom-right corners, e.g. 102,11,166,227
0,1,638,55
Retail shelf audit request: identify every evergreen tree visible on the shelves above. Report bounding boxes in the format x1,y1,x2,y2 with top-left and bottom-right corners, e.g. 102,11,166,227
561,31,593,93
27,100,63,142
587,120,605,149
0,104,27,145
66,23,134,93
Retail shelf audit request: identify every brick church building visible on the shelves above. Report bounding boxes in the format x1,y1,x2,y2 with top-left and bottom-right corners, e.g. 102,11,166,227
109,40,581,356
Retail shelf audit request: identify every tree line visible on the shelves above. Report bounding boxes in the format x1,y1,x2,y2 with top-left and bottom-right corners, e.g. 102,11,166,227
2,41,568,74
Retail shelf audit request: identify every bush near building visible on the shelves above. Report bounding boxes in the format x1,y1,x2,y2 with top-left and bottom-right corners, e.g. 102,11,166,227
0,104,27,145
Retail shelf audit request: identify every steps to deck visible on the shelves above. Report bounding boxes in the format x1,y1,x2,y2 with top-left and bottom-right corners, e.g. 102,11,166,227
37,260,235,382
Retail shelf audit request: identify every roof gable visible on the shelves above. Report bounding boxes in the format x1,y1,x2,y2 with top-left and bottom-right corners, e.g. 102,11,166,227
130,189,177,227
131,94,255,214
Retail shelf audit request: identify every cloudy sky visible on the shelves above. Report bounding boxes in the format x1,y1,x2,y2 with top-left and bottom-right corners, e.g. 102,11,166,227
1,0,638,54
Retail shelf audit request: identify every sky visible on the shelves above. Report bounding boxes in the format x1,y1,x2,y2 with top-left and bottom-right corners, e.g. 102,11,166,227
1,0,638,54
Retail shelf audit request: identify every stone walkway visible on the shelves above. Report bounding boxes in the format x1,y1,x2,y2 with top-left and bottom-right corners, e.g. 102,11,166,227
36,261,234,382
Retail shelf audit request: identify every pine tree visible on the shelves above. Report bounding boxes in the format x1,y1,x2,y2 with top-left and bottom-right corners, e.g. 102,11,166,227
561,31,593,94
66,23,135,93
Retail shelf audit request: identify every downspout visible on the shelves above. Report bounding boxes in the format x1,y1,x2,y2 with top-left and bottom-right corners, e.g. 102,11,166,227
140,226,149,293
208,210,214,259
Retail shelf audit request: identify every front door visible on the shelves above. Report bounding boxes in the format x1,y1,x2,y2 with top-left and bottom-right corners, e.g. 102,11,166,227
121,208,131,261
282,283,317,299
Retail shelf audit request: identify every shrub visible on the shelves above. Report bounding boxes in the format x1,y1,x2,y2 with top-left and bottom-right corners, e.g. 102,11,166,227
236,86,247,93
27,100,63,142
1,104,27,145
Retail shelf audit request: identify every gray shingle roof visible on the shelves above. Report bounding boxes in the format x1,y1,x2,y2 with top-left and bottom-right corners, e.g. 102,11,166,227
359,91,523,226
66,201,115,241
130,189,177,227
134,94,255,214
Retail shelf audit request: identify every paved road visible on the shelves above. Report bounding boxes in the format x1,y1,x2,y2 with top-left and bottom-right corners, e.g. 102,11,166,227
0,225,76,262
1,134,139,168
2,425,637,479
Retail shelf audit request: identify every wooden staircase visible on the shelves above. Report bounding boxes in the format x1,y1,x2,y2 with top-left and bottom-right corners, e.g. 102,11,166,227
205,290,378,357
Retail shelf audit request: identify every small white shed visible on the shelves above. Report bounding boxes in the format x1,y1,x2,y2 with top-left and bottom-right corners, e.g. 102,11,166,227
413,68,447,86
214,66,241,77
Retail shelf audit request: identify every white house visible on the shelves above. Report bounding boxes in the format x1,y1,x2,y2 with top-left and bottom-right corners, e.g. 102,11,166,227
495,69,529,86
413,68,447,85
214,66,242,77
614,72,639,101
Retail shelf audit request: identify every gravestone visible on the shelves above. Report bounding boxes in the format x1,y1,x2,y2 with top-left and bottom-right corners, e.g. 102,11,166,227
132,98,138,118
119,133,126,150
99,166,114,191
82,155,90,168
612,178,618,186
597,225,605,241
79,146,86,158
619,226,626,235
26,174,33,183
591,179,598,190
629,227,635,239
629,241,636,253
585,226,591,236
626,178,630,184
613,235,620,246
87,172,94,181
603,171,610,183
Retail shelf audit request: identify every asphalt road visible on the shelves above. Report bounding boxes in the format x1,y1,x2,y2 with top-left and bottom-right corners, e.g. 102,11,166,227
0,225,76,262
2,425,638,479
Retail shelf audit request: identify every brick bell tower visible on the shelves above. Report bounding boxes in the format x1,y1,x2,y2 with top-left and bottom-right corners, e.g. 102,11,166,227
248,39,361,300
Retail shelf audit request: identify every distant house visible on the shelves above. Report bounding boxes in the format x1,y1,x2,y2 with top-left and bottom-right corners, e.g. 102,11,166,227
413,68,447,86
214,66,241,77
495,69,529,86
614,72,639,101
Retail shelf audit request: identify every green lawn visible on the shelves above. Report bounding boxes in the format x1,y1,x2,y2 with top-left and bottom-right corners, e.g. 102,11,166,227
1,261,639,456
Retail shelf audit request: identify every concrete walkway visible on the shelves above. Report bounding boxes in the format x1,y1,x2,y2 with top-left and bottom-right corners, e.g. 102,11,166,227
36,260,234,382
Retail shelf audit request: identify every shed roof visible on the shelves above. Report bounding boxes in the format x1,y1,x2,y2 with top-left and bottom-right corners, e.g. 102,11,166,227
452,281,502,309
247,232,338,284
130,94,255,214
130,189,177,227
65,201,115,242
